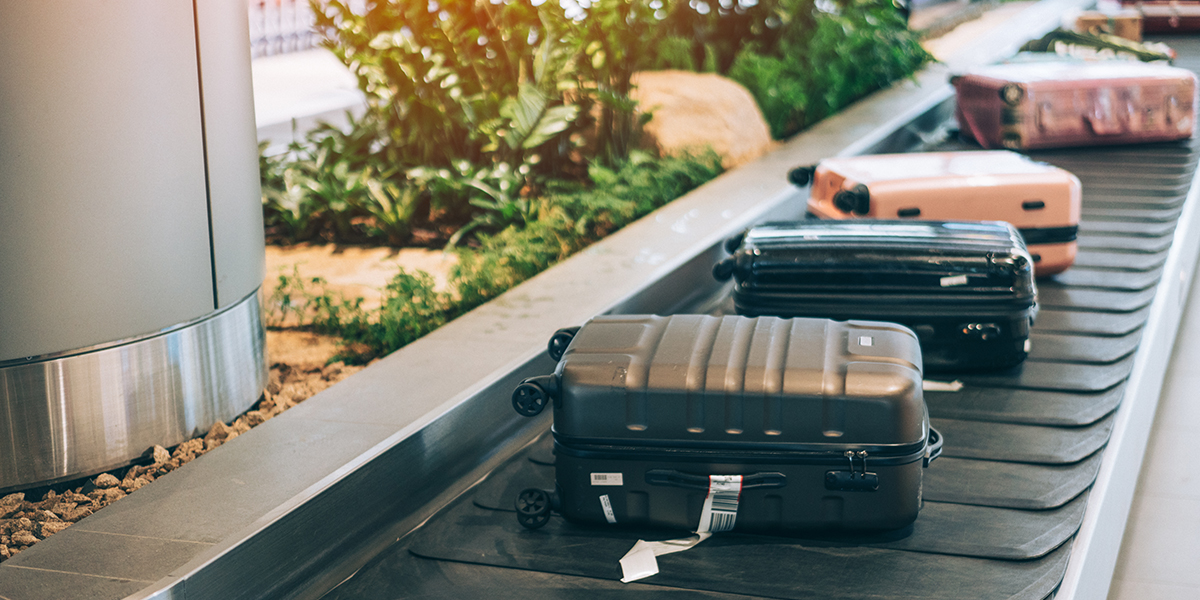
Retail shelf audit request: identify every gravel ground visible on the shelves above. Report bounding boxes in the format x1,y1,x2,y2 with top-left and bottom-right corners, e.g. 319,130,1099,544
0,329,360,562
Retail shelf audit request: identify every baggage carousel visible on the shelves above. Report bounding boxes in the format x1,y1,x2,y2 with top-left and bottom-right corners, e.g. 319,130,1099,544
315,36,1200,600
0,7,1191,598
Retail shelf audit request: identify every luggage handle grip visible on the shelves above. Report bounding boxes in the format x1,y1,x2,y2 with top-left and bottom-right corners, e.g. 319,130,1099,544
924,427,943,467
645,470,786,490
1084,108,1130,136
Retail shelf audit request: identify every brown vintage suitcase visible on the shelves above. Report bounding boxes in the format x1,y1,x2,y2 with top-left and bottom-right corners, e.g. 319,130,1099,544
1123,0,1200,33
510,315,941,533
953,61,1198,151
794,150,1081,275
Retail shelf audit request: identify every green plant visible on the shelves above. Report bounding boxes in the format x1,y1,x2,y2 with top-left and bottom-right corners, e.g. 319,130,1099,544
414,160,537,247
654,0,791,74
260,146,328,243
357,175,425,246
449,150,724,312
269,151,723,363
728,0,931,139
312,0,583,171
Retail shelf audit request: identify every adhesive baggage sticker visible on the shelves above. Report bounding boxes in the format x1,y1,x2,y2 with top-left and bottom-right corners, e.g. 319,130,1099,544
591,472,624,486
599,494,617,524
940,274,969,287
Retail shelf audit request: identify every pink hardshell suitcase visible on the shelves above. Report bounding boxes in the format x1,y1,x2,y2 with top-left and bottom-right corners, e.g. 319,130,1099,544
793,150,1082,276
953,61,1197,151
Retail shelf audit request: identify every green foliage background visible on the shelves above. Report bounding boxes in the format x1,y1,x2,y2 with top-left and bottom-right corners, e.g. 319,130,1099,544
260,0,930,362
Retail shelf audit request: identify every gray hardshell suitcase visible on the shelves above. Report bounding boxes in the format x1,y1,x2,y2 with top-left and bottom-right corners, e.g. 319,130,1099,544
511,315,942,534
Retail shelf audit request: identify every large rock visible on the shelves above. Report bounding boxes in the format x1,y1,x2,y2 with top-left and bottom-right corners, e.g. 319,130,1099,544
632,70,775,168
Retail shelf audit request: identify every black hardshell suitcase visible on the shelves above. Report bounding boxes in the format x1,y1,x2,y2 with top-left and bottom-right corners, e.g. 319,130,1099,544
511,314,942,534
713,220,1037,373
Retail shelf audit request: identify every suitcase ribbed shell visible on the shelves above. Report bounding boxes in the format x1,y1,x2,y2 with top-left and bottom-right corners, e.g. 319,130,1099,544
553,315,925,448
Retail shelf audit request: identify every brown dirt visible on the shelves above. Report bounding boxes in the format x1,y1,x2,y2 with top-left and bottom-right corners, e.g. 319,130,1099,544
264,243,457,312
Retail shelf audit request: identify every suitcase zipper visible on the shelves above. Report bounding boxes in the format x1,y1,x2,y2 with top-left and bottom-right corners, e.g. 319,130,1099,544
552,436,931,467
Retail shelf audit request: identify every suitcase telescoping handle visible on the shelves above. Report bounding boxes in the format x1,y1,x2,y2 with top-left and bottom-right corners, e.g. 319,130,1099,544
925,427,943,467
645,470,787,490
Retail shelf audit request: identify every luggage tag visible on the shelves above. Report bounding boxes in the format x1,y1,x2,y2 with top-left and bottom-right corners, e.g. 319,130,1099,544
618,475,742,583
923,379,964,392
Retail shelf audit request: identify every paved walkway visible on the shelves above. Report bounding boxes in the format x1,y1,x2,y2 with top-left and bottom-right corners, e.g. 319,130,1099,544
251,48,363,155
1109,269,1200,599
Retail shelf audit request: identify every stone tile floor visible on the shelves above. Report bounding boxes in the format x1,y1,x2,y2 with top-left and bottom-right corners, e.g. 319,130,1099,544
1109,268,1200,599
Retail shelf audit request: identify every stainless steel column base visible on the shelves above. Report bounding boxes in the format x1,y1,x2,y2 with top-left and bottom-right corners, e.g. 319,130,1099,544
0,290,267,493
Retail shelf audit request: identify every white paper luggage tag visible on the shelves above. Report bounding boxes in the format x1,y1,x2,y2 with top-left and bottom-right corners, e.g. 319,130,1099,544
922,379,964,392
697,475,743,533
618,475,743,583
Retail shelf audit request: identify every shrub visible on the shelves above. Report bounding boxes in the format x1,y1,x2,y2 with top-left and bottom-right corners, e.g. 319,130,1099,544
261,0,930,363
265,150,723,363
728,0,932,138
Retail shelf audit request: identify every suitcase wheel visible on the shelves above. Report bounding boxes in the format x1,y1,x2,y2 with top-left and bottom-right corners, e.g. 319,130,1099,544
1000,83,1025,106
516,488,553,529
547,327,580,361
787,165,816,187
712,257,736,281
723,231,746,254
512,380,551,417
833,184,870,215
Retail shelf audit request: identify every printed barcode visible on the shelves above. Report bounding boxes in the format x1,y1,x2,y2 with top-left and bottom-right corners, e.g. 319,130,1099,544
591,472,624,486
709,511,737,532
710,491,740,513
698,474,742,534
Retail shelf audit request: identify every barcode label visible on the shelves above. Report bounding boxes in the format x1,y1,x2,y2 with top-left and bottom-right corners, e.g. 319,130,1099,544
600,494,617,524
697,475,742,533
709,511,737,532
710,489,740,512
591,472,624,486
940,274,969,287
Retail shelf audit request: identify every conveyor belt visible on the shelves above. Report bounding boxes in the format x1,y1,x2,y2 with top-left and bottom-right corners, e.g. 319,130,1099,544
323,37,1200,600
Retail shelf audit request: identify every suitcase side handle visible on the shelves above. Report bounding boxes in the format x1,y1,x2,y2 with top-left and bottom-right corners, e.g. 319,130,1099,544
1084,101,1132,136
645,470,787,490
924,427,943,467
